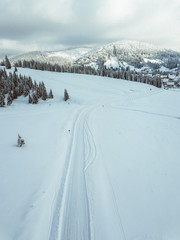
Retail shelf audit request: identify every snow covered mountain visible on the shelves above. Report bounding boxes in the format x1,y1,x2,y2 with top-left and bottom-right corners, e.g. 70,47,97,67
76,40,180,70
5,40,180,72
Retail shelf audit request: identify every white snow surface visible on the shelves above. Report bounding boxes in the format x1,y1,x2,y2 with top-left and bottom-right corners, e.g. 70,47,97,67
0,67,180,240
104,56,119,69
144,58,162,64
47,47,91,60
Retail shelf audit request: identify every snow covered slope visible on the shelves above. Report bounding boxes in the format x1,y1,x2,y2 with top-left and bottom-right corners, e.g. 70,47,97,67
76,40,180,70
0,67,180,240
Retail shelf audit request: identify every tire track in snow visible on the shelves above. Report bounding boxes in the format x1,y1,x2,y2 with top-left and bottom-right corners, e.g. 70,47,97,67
83,117,99,240
84,120,97,173
84,108,127,240
49,102,133,240
85,112,127,240
49,106,96,240
49,109,89,240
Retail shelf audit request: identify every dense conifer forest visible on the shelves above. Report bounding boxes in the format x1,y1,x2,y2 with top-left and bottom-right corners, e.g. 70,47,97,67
0,67,53,107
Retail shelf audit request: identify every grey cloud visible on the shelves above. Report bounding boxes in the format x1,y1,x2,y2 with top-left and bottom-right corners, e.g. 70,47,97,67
0,0,180,52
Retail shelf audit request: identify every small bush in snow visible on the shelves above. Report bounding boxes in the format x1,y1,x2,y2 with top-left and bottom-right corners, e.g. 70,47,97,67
17,134,25,147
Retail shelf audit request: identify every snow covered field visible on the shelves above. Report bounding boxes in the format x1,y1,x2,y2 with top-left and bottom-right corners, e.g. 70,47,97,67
0,68,180,240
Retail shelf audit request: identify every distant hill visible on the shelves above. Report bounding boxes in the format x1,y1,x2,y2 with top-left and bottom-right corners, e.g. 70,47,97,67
9,47,92,66
5,40,180,72
76,40,180,71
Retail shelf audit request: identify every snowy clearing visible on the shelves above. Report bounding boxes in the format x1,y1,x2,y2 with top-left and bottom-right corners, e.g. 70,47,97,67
0,68,180,240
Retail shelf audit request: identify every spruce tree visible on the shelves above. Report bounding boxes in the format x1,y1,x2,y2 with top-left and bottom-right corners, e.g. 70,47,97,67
28,94,32,104
0,93,5,107
42,83,47,100
0,60,5,66
18,60,22,67
13,86,19,99
48,89,53,99
23,85,30,97
7,93,13,105
64,89,69,101
36,85,41,98
5,56,11,69
32,92,38,104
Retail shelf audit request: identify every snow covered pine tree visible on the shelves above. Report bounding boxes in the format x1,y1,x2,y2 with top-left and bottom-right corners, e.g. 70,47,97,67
64,89,69,101
48,89,53,99
5,56,11,69
0,93,5,107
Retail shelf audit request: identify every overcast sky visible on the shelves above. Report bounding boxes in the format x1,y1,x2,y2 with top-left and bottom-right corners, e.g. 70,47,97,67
0,0,180,54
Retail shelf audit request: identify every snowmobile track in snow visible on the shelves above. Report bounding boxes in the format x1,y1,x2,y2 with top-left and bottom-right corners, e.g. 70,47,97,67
49,107,96,240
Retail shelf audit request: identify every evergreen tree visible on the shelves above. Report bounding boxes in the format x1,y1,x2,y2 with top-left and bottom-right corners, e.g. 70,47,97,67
33,81,38,91
5,56,11,69
18,60,22,67
36,86,41,98
23,60,26,68
48,89,53,99
42,82,47,100
28,94,32,104
13,86,19,99
32,92,38,104
23,85,30,97
0,60,5,66
26,76,33,89
113,45,117,56
13,72,18,87
0,93,5,107
64,89,69,101
7,93,13,105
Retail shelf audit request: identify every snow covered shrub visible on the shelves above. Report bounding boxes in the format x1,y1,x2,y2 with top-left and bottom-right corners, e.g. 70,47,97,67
17,134,25,147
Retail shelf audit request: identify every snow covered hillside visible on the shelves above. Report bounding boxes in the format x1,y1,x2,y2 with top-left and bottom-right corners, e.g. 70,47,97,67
9,47,92,66
0,67,180,240
76,40,180,71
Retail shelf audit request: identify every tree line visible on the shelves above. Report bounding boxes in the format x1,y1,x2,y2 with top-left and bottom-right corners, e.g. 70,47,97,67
11,59,162,88
0,68,53,107
0,55,162,88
